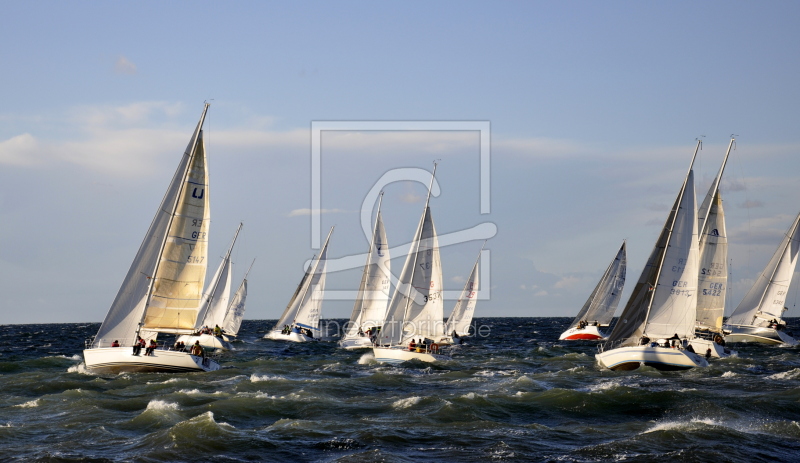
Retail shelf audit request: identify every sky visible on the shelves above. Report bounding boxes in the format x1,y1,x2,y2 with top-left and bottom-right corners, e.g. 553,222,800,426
3,1,800,324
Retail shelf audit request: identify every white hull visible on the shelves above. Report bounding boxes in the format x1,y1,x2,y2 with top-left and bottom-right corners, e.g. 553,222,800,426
83,347,220,374
688,337,737,359
176,334,233,351
596,345,709,371
339,336,374,350
722,324,798,346
559,325,608,341
264,330,316,343
373,346,451,364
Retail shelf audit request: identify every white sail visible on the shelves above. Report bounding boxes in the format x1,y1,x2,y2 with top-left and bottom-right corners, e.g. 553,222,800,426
380,166,444,346
272,227,334,335
92,104,210,347
605,144,700,348
568,241,626,329
644,170,699,340
727,212,800,326
222,260,254,337
444,246,483,337
344,194,391,340
696,191,728,330
194,223,242,331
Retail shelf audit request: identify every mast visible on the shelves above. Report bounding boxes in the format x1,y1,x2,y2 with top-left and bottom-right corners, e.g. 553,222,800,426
399,162,438,338
640,140,700,337
135,103,209,340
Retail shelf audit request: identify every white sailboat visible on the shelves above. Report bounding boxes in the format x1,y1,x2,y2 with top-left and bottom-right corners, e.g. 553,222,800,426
373,163,450,364
265,227,334,342
176,223,242,351
339,193,391,350
83,103,221,373
559,241,626,341
723,211,800,346
596,141,709,371
689,138,737,358
220,259,255,341
440,243,485,345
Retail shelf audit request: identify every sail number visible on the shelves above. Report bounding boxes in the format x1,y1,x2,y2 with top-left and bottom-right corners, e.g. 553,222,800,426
701,262,724,276
670,280,691,296
671,258,686,273
419,262,432,271
701,282,724,297
187,255,204,264
191,219,204,227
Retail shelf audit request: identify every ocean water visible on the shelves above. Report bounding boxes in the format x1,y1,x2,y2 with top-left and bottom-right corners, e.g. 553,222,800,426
1,318,799,462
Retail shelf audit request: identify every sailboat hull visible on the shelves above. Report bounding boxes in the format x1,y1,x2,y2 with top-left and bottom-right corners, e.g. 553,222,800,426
559,325,608,341
722,324,798,346
373,346,451,364
596,346,709,371
83,347,221,374
688,337,736,358
339,336,374,350
176,334,233,351
264,330,317,343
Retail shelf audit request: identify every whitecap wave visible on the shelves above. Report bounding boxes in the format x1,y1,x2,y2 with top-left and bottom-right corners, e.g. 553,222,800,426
250,373,286,382
146,399,179,411
392,396,421,409
15,399,39,408
358,352,375,364
67,363,94,375
721,371,737,378
766,368,800,380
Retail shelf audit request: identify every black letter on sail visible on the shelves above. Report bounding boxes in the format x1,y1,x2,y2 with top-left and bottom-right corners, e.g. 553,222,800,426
192,188,204,199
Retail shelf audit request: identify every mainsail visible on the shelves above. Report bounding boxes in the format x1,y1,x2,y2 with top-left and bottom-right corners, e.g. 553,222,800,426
272,227,334,334
568,241,626,329
444,244,484,337
604,143,700,348
344,193,391,339
222,259,254,337
380,164,444,346
194,223,243,331
92,104,210,346
695,138,733,331
727,212,800,327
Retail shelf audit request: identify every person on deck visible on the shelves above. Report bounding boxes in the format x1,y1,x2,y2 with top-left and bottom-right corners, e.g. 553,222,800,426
111,340,120,347
190,341,204,357
408,339,417,352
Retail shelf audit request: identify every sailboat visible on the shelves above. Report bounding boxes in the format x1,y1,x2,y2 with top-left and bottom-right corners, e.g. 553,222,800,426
339,193,391,350
265,227,334,342
723,211,800,346
688,138,736,358
83,103,221,373
220,259,255,341
373,163,450,364
596,141,709,371
439,243,485,345
559,241,626,341
176,223,242,351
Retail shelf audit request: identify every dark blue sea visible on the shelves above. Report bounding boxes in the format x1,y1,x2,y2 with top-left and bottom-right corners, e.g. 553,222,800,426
1,318,799,462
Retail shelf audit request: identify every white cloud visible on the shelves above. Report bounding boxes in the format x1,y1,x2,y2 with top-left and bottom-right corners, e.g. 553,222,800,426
114,56,137,75
534,290,548,297
0,133,41,166
451,275,466,284
287,208,347,217
554,276,580,289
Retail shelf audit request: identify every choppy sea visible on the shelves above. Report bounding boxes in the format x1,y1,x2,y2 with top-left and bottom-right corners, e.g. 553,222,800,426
1,317,799,462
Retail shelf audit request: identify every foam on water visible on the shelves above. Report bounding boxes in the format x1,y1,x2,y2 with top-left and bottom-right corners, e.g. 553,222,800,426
358,352,375,364
721,371,737,378
15,399,39,408
250,373,286,382
392,396,422,409
766,368,800,380
146,399,179,411
67,363,93,375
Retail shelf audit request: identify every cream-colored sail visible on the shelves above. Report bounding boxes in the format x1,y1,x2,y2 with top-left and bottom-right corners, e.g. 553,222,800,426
91,104,210,346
